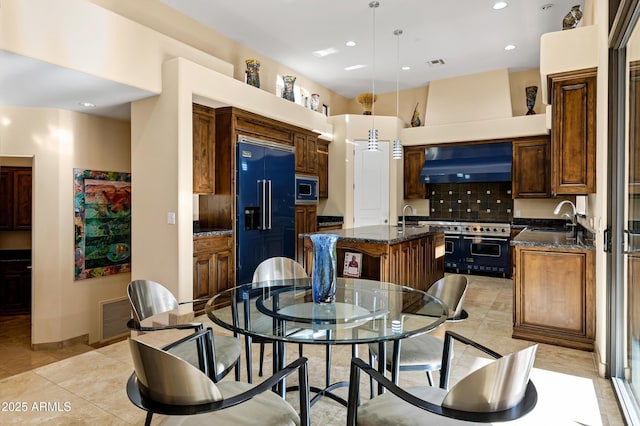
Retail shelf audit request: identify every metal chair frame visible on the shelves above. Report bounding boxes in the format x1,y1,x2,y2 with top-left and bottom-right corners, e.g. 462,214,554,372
368,275,469,394
127,328,310,426
348,331,538,425
126,279,240,381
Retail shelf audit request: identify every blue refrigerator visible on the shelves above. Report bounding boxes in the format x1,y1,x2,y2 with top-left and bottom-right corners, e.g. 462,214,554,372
236,136,295,284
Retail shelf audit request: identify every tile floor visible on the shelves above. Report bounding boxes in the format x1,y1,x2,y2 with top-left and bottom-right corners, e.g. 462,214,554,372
0,274,625,425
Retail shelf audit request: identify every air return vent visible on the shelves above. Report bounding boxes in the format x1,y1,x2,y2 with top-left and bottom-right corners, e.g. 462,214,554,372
427,59,445,67
100,297,130,341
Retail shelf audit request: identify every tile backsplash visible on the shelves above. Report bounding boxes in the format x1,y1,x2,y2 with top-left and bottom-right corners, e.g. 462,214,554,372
428,182,513,221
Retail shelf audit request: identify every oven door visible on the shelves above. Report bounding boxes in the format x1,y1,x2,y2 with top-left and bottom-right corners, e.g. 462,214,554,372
444,235,461,270
461,236,510,275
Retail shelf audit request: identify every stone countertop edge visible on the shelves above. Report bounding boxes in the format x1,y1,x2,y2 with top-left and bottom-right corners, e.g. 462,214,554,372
511,228,596,250
300,225,443,244
193,229,233,237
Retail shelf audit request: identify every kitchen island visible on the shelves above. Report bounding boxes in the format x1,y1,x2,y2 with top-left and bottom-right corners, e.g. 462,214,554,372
511,227,596,351
300,225,445,292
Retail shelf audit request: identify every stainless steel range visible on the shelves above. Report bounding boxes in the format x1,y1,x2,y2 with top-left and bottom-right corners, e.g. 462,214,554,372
421,221,511,277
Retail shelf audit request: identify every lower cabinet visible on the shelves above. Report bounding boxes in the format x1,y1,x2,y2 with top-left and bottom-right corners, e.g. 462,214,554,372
193,234,234,314
388,233,444,292
295,205,317,262
0,260,31,315
512,245,595,351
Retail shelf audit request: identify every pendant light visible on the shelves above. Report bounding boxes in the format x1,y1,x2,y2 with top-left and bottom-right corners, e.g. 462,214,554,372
368,1,379,151
392,28,403,160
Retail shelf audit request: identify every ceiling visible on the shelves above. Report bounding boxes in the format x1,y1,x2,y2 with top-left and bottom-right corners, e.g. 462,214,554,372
0,0,584,120
161,0,585,99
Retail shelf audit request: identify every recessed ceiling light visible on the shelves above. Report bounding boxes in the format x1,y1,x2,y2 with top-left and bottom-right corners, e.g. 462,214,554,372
504,44,516,51
312,47,339,58
401,66,411,71
493,1,508,10
78,102,96,108
344,64,366,71
346,41,356,47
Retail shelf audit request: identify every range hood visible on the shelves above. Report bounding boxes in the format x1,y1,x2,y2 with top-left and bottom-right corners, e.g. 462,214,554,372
420,142,512,184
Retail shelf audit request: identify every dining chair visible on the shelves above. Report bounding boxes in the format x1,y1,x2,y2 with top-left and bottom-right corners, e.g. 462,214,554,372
367,275,468,394
126,328,310,426
348,331,538,425
247,257,308,383
127,279,241,381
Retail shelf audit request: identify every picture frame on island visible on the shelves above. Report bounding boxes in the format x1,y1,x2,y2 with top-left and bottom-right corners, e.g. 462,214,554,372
343,252,362,278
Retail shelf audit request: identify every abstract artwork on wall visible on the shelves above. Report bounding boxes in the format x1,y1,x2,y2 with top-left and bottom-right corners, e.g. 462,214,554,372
74,169,131,280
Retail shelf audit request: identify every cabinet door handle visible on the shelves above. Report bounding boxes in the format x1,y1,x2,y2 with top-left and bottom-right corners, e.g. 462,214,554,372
261,179,267,230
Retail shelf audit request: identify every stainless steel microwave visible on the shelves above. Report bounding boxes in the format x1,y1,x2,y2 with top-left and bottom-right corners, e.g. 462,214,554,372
295,174,318,205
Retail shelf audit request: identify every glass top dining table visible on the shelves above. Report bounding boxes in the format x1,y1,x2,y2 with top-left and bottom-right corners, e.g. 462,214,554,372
205,277,448,346
206,277,448,404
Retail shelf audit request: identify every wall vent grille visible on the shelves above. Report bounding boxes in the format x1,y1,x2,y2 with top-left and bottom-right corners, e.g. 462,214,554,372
100,297,130,341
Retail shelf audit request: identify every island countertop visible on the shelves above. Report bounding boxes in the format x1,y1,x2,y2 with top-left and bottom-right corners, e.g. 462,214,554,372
300,224,443,244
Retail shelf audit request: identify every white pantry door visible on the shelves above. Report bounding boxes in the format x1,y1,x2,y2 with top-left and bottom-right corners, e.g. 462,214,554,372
353,140,389,227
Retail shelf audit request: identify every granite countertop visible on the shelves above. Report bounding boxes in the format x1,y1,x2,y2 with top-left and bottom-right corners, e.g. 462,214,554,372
301,225,442,244
193,229,233,237
511,228,596,250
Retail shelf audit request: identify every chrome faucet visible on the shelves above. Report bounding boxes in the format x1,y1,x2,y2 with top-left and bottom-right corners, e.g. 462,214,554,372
553,200,577,226
553,200,579,239
402,204,416,234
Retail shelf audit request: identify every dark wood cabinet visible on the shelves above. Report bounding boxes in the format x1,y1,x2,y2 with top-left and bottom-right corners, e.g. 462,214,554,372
193,234,234,314
0,167,32,231
317,140,329,198
403,146,426,199
295,132,318,175
512,245,595,351
0,258,31,315
193,104,216,194
295,205,317,262
512,137,551,198
629,61,640,193
548,68,597,195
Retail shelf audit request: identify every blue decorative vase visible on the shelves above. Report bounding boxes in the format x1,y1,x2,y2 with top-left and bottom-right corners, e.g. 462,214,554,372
310,234,339,303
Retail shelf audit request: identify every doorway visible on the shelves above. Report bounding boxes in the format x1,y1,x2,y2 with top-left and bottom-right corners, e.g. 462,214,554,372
0,156,33,353
353,140,389,227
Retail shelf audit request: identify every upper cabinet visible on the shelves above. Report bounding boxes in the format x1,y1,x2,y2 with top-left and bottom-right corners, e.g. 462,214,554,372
193,104,216,194
403,146,426,199
548,68,597,195
0,167,32,231
512,137,551,198
295,132,318,175
317,140,329,198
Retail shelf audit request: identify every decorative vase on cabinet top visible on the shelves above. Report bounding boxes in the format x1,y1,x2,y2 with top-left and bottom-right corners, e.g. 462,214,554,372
245,59,260,88
282,75,296,102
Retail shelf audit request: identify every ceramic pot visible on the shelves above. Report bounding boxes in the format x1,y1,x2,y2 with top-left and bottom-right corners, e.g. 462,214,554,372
245,59,260,88
310,93,320,111
310,234,339,303
282,75,296,102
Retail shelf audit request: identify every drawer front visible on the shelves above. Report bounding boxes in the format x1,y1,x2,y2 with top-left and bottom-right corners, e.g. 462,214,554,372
194,235,232,253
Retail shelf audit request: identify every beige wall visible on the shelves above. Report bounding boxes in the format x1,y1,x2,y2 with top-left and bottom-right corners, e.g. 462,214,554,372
0,106,131,345
88,0,351,116
323,115,402,226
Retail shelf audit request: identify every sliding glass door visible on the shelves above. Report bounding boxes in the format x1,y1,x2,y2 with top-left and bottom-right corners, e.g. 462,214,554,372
611,2,640,422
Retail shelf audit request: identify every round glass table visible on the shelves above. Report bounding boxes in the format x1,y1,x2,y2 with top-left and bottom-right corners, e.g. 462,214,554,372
205,277,447,405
